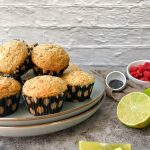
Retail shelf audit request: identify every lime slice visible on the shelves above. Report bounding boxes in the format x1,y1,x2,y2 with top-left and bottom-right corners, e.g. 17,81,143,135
105,144,131,150
114,148,122,150
144,88,150,96
79,141,131,150
117,92,150,128
79,141,103,150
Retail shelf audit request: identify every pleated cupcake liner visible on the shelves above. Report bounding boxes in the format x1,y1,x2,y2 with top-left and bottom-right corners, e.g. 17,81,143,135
20,69,35,84
13,55,32,77
66,83,94,102
28,43,38,52
0,73,21,83
23,91,67,116
0,92,20,117
33,64,68,77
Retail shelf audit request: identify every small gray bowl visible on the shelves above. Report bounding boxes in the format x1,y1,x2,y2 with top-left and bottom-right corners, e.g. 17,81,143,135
106,71,127,91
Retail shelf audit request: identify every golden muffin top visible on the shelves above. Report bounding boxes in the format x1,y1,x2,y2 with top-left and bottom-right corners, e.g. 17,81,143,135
23,75,67,98
61,71,95,86
0,40,28,74
32,44,70,73
63,63,81,75
0,76,21,99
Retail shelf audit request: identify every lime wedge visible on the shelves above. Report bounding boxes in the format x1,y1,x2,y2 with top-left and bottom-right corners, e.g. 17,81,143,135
117,92,150,128
79,141,132,150
105,144,131,150
144,88,150,96
114,148,122,150
79,141,103,150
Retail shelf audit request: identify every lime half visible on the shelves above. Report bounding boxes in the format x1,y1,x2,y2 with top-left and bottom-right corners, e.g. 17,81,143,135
144,88,150,97
79,141,131,150
117,92,150,128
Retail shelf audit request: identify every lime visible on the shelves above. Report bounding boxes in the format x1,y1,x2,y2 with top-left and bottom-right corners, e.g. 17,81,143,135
114,148,122,150
117,92,150,128
144,88,150,97
105,144,131,150
79,141,103,150
79,141,132,150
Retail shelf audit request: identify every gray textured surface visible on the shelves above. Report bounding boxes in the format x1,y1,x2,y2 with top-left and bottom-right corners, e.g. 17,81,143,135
0,0,150,66
0,96,149,150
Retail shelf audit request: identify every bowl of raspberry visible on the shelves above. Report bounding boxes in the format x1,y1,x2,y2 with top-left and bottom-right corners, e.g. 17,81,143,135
127,60,150,85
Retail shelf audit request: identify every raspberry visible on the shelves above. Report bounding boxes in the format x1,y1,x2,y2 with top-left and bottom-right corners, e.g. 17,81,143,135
130,66,138,73
130,71,139,78
144,62,150,71
146,66,150,72
143,71,150,79
130,62,150,81
137,64,145,73
140,77,149,81
144,62,150,67
136,70,143,77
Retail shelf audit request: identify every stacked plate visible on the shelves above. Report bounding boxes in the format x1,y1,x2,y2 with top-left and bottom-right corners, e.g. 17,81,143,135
0,74,105,137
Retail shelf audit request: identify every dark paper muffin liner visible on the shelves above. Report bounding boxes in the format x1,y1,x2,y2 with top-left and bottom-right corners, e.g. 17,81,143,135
33,64,68,77
23,91,67,116
0,93,20,117
13,55,32,76
0,73,21,83
66,83,94,102
20,69,35,84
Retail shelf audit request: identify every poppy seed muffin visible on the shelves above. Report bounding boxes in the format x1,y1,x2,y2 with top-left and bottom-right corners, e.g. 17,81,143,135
22,75,68,116
0,40,31,79
32,44,70,76
0,76,21,116
61,71,95,102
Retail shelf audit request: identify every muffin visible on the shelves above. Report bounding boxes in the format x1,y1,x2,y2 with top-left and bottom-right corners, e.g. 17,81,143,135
22,75,67,116
63,63,81,75
0,40,31,80
0,76,21,117
61,71,95,102
31,44,70,76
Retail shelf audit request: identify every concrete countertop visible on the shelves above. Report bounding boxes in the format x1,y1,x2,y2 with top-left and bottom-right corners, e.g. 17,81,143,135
0,67,149,150
0,96,149,150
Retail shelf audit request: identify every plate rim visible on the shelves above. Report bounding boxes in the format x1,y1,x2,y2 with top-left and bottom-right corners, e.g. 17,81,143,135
0,97,103,129
0,74,105,121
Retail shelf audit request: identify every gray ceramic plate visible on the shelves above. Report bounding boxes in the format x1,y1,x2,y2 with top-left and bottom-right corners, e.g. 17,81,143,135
0,99,103,137
0,74,105,126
